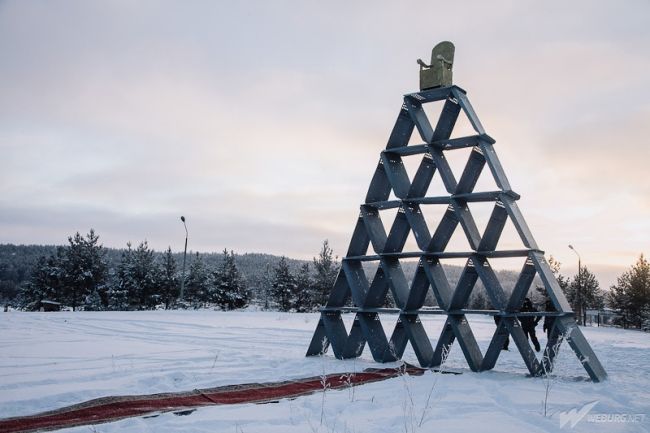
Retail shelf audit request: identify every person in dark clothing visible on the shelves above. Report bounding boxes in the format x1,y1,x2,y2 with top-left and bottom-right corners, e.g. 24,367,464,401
543,299,556,339
519,297,541,352
493,315,509,350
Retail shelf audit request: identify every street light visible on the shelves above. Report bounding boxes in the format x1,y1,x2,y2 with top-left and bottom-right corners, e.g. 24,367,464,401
568,244,583,325
180,216,188,301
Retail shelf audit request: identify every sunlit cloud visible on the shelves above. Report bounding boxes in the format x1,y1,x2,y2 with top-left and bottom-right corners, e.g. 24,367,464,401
1,0,648,288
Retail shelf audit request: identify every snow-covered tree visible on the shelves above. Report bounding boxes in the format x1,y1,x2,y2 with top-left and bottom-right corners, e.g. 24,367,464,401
564,265,604,314
211,249,249,310
84,289,104,311
109,243,134,310
110,241,160,310
294,263,314,312
608,255,650,328
271,256,297,312
62,230,108,311
21,248,65,308
158,247,179,309
470,290,488,310
130,241,160,309
185,252,210,308
260,262,273,310
312,240,339,307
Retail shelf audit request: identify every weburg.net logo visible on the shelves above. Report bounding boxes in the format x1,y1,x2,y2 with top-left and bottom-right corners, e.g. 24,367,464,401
559,401,647,429
559,401,599,428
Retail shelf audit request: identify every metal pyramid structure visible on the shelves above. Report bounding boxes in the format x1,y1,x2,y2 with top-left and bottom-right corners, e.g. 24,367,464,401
305,84,607,382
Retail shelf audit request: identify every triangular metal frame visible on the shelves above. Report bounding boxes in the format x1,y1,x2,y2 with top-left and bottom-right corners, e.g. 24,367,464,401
306,85,607,382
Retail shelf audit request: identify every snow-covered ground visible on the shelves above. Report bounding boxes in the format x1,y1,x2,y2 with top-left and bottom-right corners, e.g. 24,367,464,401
1,310,648,432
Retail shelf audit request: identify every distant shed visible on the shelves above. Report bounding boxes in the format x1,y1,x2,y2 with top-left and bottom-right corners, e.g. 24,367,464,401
37,300,61,312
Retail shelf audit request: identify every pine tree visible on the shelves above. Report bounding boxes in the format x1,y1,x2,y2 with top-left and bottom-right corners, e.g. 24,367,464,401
62,230,108,311
537,256,570,305
271,256,297,312
260,263,273,310
294,263,313,312
21,250,65,309
211,249,249,310
470,290,488,310
564,265,604,313
608,255,650,328
110,243,134,310
158,247,179,309
312,240,339,307
84,289,104,311
130,241,160,309
185,252,210,308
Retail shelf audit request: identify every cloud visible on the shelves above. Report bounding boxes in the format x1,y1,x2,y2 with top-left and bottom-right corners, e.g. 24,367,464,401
0,202,350,259
0,0,648,278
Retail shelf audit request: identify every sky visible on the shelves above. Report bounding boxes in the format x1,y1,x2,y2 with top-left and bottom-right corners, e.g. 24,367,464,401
1,0,648,287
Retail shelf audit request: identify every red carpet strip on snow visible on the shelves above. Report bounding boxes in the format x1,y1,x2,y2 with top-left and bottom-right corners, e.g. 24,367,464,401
0,365,424,433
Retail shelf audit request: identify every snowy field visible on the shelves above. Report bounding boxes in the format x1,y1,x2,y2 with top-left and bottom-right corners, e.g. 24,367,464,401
1,310,649,433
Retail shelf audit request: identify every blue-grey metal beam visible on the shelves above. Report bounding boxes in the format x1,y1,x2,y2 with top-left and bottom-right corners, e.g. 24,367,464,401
365,190,520,209
448,315,483,372
455,146,486,194
379,257,410,309
306,82,607,383
346,214,370,257
451,87,486,135
432,317,455,367
343,248,540,261
380,153,411,199
365,158,393,203
481,319,510,371
408,153,436,198
433,133,495,150
402,314,435,367
404,97,434,143
318,306,572,317
422,257,453,310
503,317,542,376
479,140,512,192
429,148,458,193
477,201,508,251
305,316,330,356
471,256,507,310
555,316,607,382
501,197,539,250
358,312,391,361
405,86,457,104
325,271,352,308
451,199,482,250
362,267,389,308
341,314,367,359
342,260,369,308
321,311,350,359
386,103,416,149
360,205,388,253
530,252,573,312
384,206,411,253
447,259,479,310
384,316,409,361
403,203,432,250
505,254,537,311
405,261,431,310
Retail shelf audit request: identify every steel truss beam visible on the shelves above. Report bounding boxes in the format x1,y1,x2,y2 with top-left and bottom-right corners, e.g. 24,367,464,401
306,85,607,382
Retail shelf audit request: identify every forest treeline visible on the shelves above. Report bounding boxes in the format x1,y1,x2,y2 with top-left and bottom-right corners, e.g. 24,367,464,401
1,231,340,312
0,232,513,311
1,230,648,328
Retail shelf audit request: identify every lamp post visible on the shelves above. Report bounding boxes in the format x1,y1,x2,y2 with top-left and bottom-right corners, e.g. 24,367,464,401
568,244,583,325
180,216,188,301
